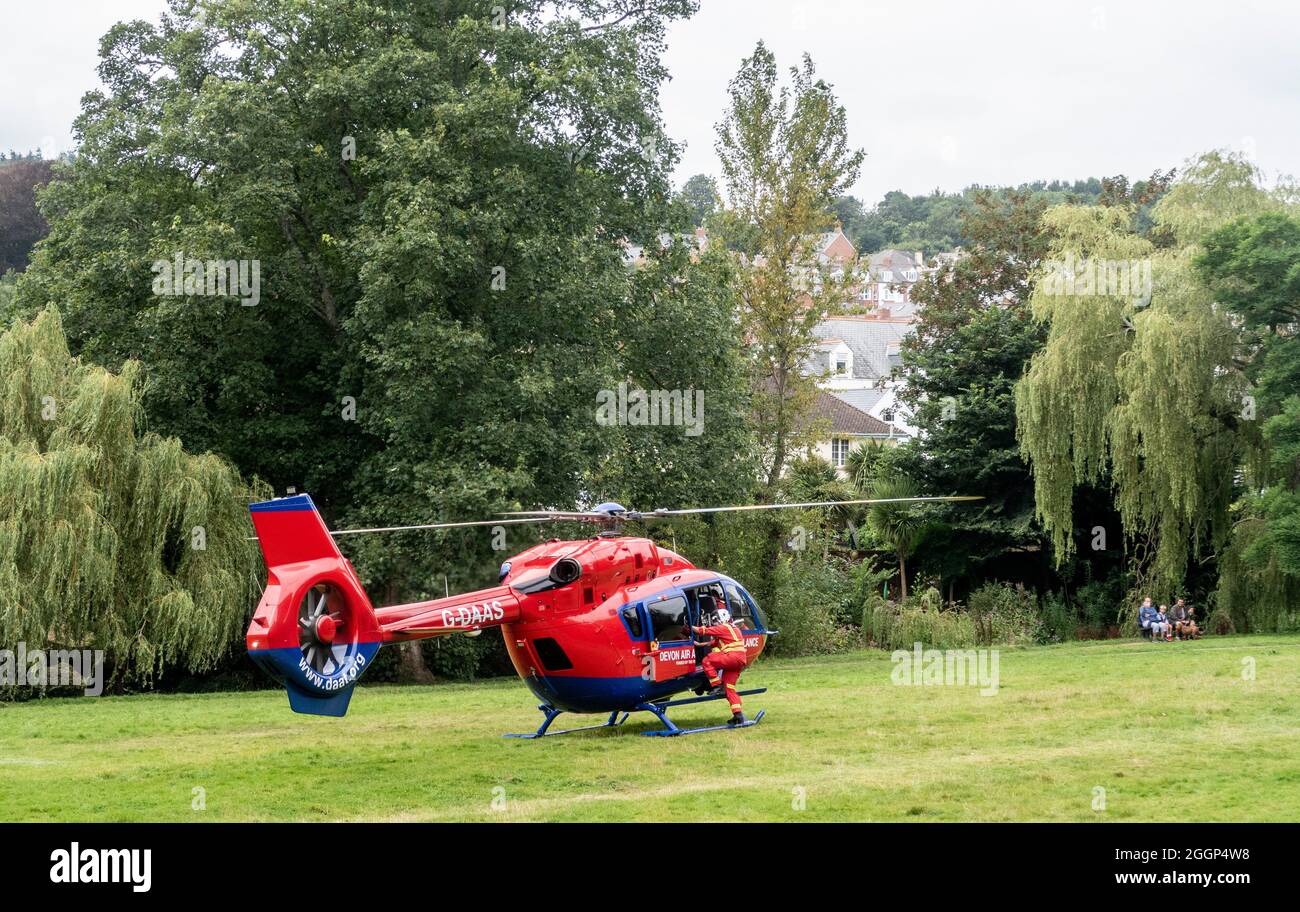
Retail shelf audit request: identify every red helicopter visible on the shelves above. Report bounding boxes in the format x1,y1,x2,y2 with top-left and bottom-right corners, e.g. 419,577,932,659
245,493,978,737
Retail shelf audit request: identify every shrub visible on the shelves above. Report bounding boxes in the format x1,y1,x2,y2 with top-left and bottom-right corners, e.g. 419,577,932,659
891,605,978,651
917,585,943,612
861,594,977,652
1039,592,1078,642
861,595,895,648
1205,606,1236,636
1074,576,1126,632
967,582,1042,645
764,553,862,656
863,581,1047,652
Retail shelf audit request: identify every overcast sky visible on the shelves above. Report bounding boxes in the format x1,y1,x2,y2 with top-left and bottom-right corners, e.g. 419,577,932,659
4,1,1298,203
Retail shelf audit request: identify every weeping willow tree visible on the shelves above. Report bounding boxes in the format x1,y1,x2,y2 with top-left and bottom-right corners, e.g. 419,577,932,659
1015,151,1294,609
1213,501,1300,633
0,307,267,689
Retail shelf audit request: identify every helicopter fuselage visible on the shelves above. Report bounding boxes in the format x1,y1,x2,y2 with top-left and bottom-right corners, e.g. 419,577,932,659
376,535,770,713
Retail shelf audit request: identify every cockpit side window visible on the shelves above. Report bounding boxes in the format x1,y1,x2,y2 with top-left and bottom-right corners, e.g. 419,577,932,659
621,604,645,639
724,583,756,628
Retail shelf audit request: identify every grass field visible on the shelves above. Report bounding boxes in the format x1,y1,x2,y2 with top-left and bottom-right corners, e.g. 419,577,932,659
2,634,1298,822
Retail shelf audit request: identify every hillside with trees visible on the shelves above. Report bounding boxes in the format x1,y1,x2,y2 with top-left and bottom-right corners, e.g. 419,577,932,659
0,153,54,274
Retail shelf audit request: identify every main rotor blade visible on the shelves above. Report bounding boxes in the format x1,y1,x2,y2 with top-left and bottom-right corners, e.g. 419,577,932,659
496,511,614,522
644,496,984,517
328,516,559,537
301,496,984,539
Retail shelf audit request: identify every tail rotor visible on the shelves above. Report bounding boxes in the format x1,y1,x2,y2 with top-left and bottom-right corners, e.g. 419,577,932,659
297,582,356,676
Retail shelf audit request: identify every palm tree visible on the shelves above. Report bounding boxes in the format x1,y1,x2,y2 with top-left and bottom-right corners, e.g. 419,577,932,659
785,455,856,556
845,443,884,491
865,474,925,600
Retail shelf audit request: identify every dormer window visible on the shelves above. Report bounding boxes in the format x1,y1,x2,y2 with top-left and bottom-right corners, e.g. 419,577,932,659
827,344,852,378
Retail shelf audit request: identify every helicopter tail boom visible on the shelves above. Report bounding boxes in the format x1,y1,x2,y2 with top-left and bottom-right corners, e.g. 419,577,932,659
376,586,522,640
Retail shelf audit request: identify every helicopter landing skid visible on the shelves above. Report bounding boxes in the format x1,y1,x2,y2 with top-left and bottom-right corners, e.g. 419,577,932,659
502,706,627,739
502,689,767,739
637,690,766,736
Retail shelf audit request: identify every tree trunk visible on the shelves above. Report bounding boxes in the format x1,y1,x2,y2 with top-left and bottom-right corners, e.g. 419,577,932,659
398,641,436,684
383,578,434,683
756,512,785,622
898,552,908,601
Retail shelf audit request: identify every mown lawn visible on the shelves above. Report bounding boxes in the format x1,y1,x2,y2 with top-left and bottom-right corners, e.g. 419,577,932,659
1,634,1297,821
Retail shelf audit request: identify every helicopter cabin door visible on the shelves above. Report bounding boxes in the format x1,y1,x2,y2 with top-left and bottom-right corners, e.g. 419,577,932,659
644,592,696,682
685,581,728,664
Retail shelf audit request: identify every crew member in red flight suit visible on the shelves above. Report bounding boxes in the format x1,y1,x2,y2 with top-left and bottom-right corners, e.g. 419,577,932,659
689,596,750,725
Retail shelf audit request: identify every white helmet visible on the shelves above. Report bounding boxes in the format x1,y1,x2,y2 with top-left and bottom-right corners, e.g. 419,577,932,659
714,606,732,624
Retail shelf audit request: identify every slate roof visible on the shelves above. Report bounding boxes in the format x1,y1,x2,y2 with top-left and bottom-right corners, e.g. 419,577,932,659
808,391,894,436
866,249,922,275
827,388,887,414
810,317,914,380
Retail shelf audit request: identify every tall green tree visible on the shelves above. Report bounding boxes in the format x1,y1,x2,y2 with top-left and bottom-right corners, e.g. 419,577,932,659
0,308,265,688
18,0,702,582
893,191,1052,591
583,240,756,511
707,42,863,633
1196,211,1300,629
712,41,863,490
679,173,720,227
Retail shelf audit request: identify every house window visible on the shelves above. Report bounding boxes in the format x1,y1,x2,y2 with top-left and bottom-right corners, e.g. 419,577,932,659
882,408,896,423
832,438,851,467
834,357,848,375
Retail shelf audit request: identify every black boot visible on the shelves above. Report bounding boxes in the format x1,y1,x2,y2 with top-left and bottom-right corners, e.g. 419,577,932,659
727,711,746,726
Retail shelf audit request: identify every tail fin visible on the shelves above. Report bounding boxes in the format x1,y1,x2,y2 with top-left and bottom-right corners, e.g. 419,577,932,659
245,494,383,717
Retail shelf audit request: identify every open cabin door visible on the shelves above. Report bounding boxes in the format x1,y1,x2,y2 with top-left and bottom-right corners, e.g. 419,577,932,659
644,592,696,682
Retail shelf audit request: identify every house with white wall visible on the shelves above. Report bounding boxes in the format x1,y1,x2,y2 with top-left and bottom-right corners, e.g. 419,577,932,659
804,315,918,474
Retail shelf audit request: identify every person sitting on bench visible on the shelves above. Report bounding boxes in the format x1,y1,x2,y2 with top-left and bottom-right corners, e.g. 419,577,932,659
1170,599,1199,639
1155,605,1173,641
1138,597,1168,640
